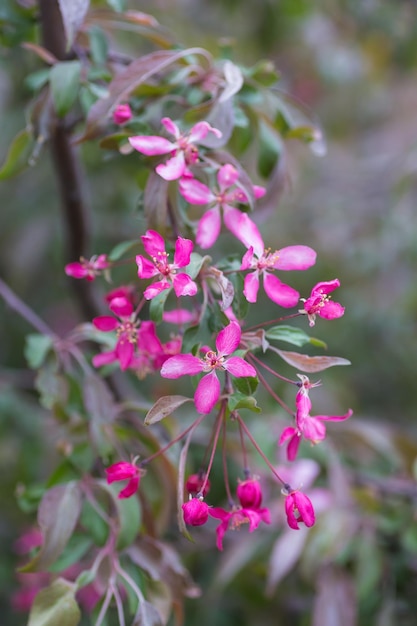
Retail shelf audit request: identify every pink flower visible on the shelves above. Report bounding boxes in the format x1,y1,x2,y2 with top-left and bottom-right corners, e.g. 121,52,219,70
186,473,211,496
105,461,140,499
128,117,222,180
105,285,135,306
240,233,316,307
113,103,132,124
182,498,209,526
160,321,256,414
136,230,197,300
179,163,265,249
236,478,263,509
92,296,138,370
65,255,108,281
279,376,353,461
284,490,315,530
300,279,345,327
208,505,270,551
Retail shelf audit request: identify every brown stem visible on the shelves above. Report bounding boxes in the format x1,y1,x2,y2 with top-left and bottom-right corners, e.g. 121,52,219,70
38,0,103,321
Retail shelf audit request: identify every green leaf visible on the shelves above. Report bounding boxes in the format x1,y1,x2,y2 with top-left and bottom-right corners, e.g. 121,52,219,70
49,61,81,117
24,334,53,369
35,363,69,411
100,482,141,550
89,25,108,66
108,238,138,261
185,252,209,279
149,288,170,323
106,0,127,11
80,500,109,546
145,395,193,425
266,325,326,348
20,482,82,572
83,374,117,458
228,392,261,413
233,376,258,396
28,578,81,626
0,128,35,180
48,534,92,573
181,324,202,354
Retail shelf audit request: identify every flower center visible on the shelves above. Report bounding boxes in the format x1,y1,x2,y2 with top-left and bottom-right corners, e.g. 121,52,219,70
152,251,172,276
117,321,138,343
202,350,225,371
230,509,250,531
256,248,279,270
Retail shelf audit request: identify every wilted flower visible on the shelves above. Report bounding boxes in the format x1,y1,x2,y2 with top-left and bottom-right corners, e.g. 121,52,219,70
284,489,315,530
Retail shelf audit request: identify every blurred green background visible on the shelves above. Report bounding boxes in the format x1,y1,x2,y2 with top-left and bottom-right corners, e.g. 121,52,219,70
1,1,417,625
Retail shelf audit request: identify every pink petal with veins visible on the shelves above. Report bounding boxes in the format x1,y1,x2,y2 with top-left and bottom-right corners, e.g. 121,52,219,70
116,339,134,370
195,371,221,414
143,280,170,300
273,245,317,271
216,321,241,355
223,356,256,378
136,255,159,279
217,164,239,189
141,230,165,257
196,207,221,249
243,271,260,303
128,135,175,155
161,117,180,138
172,273,197,297
156,152,185,180
188,121,222,142
263,273,300,308
319,301,345,320
174,237,193,267
179,177,214,204
160,354,203,378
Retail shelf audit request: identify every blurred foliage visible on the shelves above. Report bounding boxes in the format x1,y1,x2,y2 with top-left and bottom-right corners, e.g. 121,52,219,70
1,1,417,625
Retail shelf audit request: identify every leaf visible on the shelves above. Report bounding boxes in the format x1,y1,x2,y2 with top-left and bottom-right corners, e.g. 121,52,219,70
57,0,90,49
205,266,234,311
78,48,212,141
132,600,163,626
184,252,209,280
312,567,356,626
270,347,351,372
83,374,117,457
98,481,141,550
88,25,108,66
266,325,326,348
228,393,261,413
145,395,193,425
28,578,81,626
0,128,35,180
49,61,81,117
22,42,58,65
20,482,82,572
24,334,53,369
149,288,170,324
108,238,138,261
266,527,309,595
233,376,258,396
219,60,244,103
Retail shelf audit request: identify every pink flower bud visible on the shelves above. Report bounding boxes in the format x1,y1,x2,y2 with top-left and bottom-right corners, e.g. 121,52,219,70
113,104,132,125
236,478,263,509
186,474,210,496
182,498,209,526
285,490,315,530
105,461,140,499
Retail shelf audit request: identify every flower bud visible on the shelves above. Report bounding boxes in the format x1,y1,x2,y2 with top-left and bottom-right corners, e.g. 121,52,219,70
182,498,209,526
186,473,210,496
113,104,132,125
237,478,263,509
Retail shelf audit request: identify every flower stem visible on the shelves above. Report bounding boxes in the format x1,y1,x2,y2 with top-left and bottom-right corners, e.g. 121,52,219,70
245,312,301,332
140,413,206,467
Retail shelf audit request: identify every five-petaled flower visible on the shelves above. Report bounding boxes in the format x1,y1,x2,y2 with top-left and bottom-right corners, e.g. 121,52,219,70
92,296,139,370
208,504,271,551
106,461,140,499
65,255,109,281
160,321,257,414
179,163,265,249
136,230,197,300
239,229,316,307
279,375,353,461
300,279,345,327
182,498,209,526
129,117,222,180
284,489,315,530
113,103,132,125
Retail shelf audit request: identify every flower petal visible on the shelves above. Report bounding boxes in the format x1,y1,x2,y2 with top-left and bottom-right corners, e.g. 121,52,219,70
215,321,241,355
174,237,193,267
319,301,345,320
161,117,180,138
160,354,203,378
93,316,119,332
109,297,133,318
172,273,197,297
143,281,170,300
179,177,214,205
194,371,220,414
188,121,222,142
65,262,87,279
224,356,256,378
217,163,239,190
156,152,185,180
273,245,317,271
311,279,340,296
92,350,117,368
196,207,221,249
314,408,353,422
116,337,134,371
129,135,175,155
263,273,300,308
118,475,140,499
293,491,315,527
243,271,260,303
141,230,165,257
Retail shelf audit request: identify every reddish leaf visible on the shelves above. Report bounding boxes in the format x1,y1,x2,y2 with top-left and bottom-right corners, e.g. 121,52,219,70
205,267,235,311
266,526,309,595
57,0,90,49
269,347,351,372
145,395,193,425
22,42,58,65
77,48,212,141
